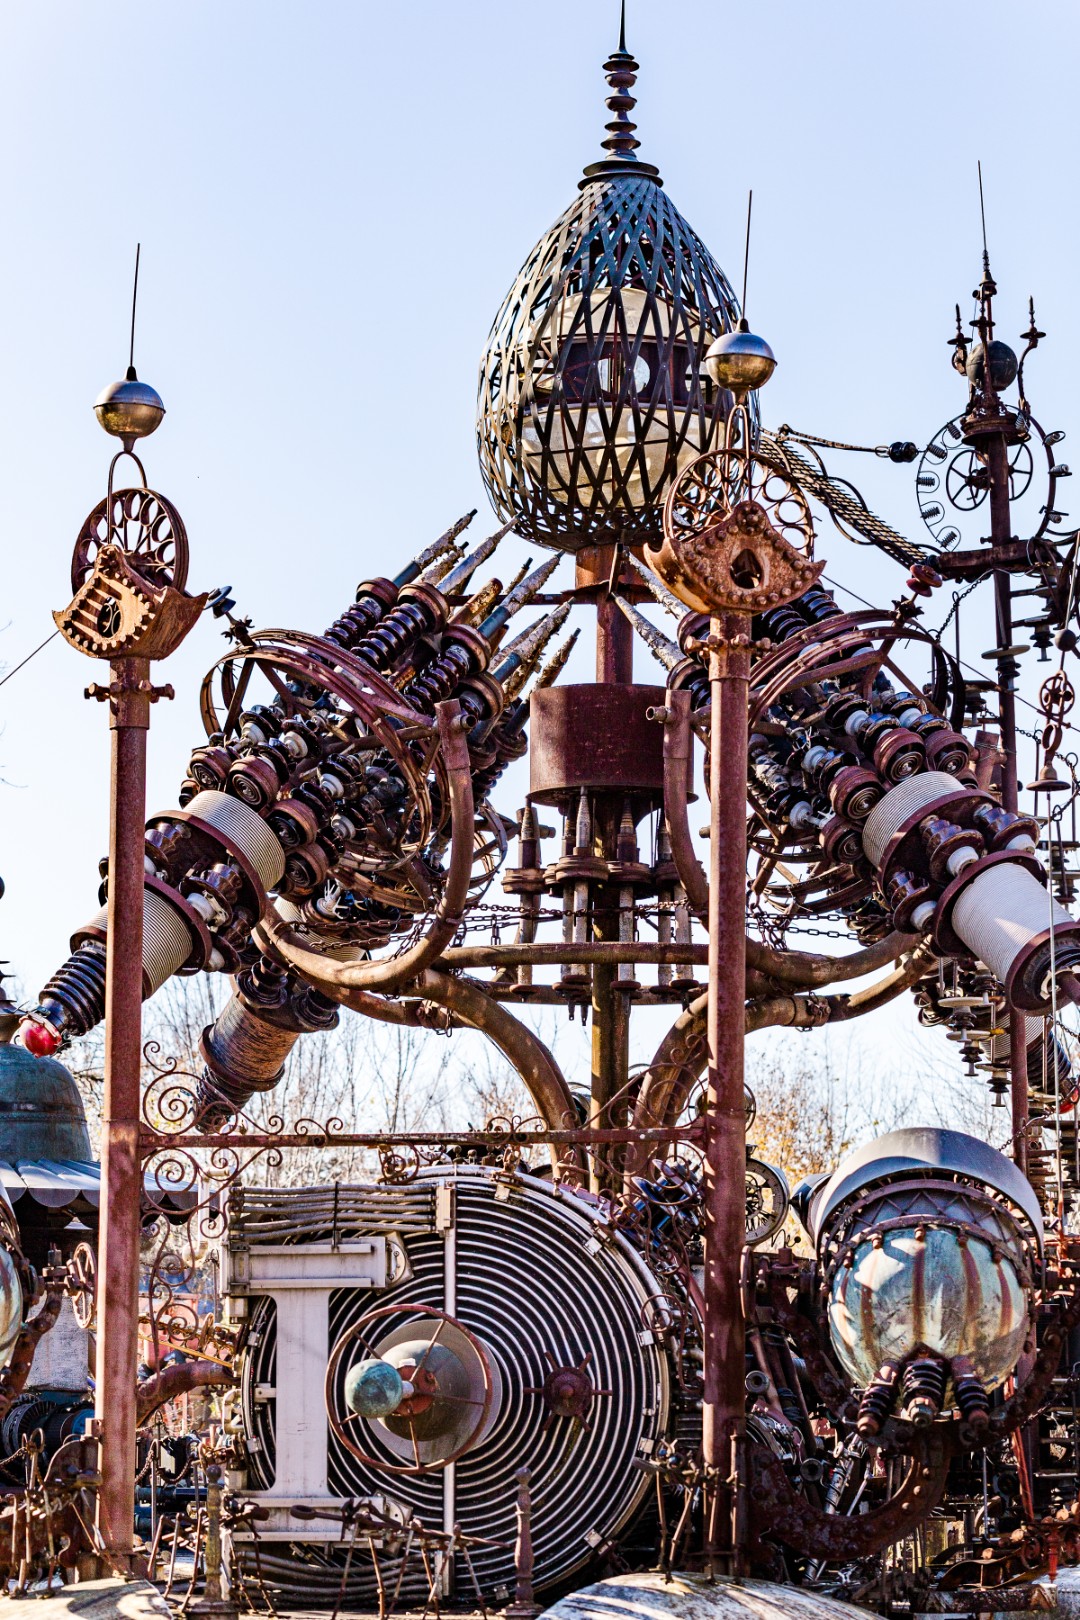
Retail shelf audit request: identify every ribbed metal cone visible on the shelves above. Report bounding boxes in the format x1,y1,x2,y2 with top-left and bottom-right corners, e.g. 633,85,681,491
480,554,561,646
535,628,581,689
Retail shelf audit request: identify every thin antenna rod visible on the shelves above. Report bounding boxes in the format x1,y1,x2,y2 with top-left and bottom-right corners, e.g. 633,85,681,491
128,243,142,379
977,161,989,267
619,0,626,51
741,190,753,320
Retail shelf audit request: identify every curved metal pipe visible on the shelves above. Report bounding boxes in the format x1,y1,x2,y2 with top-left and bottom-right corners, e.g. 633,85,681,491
624,946,933,1184
744,930,907,989
305,970,584,1182
255,699,475,994
136,1360,234,1428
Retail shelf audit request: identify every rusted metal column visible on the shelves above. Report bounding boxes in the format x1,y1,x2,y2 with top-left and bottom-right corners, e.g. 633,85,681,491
701,611,750,1576
94,655,152,1563
576,544,634,685
985,429,1028,1171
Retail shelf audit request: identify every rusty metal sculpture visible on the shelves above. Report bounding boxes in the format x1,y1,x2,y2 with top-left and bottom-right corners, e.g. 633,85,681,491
13,20,1080,1615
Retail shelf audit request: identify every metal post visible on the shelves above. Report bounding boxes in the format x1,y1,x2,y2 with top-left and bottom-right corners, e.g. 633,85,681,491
504,1467,540,1619
701,611,750,1576
985,430,1028,1171
94,654,152,1565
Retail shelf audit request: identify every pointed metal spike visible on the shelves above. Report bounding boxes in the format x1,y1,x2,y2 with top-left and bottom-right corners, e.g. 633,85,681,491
420,540,468,585
438,520,516,596
624,551,687,620
612,594,682,672
503,557,533,596
497,603,572,698
449,577,502,625
480,553,562,646
498,599,570,666
534,628,580,689
393,511,476,588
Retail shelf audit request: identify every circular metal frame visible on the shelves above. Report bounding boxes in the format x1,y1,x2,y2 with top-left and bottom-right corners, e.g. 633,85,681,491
72,486,189,593
324,1302,494,1476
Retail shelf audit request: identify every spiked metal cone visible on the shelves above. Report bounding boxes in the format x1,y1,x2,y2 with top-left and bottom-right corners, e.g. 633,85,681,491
479,554,562,646
613,594,681,672
438,520,516,596
397,511,476,588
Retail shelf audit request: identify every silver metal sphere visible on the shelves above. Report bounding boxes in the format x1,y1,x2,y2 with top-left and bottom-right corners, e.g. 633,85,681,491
93,370,165,442
704,323,777,396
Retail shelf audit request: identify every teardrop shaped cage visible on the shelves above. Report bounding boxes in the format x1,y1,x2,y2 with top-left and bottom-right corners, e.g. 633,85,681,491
477,172,749,552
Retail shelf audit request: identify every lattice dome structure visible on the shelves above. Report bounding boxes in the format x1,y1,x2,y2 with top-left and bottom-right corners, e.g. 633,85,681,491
476,37,743,553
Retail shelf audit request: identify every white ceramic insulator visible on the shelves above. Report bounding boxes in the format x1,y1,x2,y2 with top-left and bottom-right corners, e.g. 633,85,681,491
862,772,964,870
183,789,286,890
912,901,936,930
946,844,979,877
82,890,195,995
951,862,1073,991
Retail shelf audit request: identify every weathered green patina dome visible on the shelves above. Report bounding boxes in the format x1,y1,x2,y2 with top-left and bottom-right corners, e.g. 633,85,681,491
0,1041,92,1163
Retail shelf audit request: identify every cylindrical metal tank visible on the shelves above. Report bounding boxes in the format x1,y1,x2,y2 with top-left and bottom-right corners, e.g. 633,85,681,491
807,1128,1040,1397
538,1570,874,1620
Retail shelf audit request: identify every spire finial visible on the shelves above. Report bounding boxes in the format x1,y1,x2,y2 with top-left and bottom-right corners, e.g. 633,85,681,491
580,7,661,188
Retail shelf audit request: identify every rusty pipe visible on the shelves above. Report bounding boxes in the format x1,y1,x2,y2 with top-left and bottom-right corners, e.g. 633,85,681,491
255,699,475,994
624,946,934,1184
660,688,709,915
135,1361,235,1428
744,931,906,989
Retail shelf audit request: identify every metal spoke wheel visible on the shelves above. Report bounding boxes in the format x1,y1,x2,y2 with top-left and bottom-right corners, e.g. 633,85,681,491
72,486,189,593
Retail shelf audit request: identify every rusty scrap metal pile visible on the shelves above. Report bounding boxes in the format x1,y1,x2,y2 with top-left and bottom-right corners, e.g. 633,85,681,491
7,24,1080,1620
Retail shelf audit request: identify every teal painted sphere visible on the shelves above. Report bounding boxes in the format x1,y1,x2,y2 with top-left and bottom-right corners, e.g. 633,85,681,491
344,1357,404,1418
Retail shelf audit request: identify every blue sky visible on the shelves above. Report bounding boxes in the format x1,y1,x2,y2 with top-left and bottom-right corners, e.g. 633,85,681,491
2,0,1079,1105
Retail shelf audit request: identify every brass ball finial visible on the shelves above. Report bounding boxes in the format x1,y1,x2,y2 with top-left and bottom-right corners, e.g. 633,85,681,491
704,319,777,400
93,365,166,445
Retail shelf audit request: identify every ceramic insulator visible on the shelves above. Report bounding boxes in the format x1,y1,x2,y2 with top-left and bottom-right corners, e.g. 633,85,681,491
951,862,1073,992
81,889,195,996
862,772,963,871
184,789,286,890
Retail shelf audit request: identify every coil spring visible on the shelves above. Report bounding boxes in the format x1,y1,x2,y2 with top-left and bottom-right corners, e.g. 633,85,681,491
404,643,475,712
757,604,805,642
353,599,432,670
323,596,386,652
901,1355,947,1425
35,941,108,1038
951,1360,990,1429
855,1360,900,1437
472,732,528,803
799,586,842,623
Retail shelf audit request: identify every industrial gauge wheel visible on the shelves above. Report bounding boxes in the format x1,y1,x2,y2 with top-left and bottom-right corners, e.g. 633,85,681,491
916,411,1067,552
69,1240,97,1331
71,486,189,594
744,1157,790,1247
325,1302,494,1476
